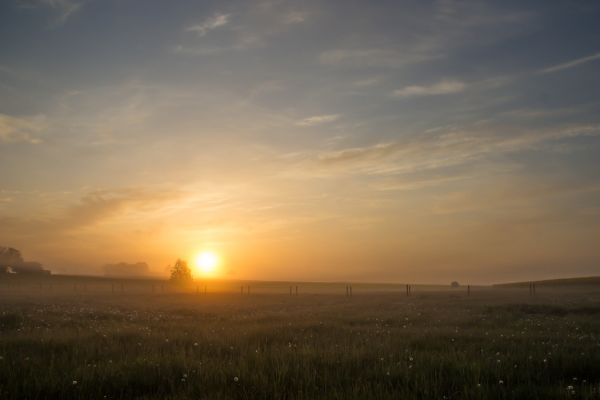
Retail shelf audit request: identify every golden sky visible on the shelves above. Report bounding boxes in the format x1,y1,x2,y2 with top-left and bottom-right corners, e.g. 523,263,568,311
1,0,600,283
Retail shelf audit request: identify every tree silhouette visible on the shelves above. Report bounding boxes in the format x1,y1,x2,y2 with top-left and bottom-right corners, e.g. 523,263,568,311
0,247,24,267
169,259,193,285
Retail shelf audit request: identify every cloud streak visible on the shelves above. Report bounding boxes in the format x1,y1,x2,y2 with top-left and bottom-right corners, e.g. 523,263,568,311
319,49,434,68
19,0,83,24
540,52,600,73
392,80,466,98
316,124,600,175
282,11,307,25
186,13,230,37
297,114,340,127
0,113,45,144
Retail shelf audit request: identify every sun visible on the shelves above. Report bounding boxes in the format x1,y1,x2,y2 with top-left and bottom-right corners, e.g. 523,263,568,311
194,251,219,276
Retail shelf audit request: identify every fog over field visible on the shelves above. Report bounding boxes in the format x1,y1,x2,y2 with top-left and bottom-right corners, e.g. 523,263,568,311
2,277,600,399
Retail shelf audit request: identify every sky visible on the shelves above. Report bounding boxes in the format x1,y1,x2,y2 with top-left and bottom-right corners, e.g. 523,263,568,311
1,0,599,283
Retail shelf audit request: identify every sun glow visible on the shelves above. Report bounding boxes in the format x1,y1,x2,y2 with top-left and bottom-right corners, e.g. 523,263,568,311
194,251,219,276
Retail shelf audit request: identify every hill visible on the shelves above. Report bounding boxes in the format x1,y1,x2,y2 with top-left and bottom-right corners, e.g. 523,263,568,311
494,276,600,288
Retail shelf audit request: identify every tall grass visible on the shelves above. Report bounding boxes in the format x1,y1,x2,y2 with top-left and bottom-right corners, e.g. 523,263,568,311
0,287,599,399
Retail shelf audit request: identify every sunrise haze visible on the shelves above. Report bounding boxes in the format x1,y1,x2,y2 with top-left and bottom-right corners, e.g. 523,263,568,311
1,0,599,283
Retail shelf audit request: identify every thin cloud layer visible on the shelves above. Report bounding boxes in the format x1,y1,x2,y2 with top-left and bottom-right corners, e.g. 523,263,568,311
540,52,600,74
297,114,340,127
0,113,45,143
186,13,231,37
18,0,83,24
392,80,466,97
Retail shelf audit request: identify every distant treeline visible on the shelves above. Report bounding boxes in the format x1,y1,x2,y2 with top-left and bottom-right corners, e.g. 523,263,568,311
0,247,50,275
103,262,152,278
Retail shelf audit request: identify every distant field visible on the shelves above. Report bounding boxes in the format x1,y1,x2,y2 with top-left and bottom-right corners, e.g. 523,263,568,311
0,274,469,295
1,276,600,399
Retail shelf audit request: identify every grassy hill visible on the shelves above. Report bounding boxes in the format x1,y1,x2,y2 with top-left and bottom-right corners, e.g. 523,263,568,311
494,276,600,288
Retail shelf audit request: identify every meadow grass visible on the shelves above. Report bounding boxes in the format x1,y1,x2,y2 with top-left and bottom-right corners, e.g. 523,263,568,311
1,281,599,399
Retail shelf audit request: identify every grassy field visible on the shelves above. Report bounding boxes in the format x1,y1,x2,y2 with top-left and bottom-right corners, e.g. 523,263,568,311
1,276,600,399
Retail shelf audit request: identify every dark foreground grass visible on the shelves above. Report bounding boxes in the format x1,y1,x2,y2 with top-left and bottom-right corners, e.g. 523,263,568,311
1,286,600,399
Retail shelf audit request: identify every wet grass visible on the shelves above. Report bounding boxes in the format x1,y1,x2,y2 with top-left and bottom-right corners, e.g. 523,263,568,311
1,286,599,399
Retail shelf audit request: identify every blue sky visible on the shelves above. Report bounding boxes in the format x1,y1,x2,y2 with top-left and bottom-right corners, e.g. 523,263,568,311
1,0,599,282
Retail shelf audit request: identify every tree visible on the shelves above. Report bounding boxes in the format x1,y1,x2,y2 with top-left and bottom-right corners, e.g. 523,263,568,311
0,247,24,267
169,259,193,285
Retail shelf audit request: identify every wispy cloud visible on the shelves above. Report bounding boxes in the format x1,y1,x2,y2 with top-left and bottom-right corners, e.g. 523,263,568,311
0,113,45,144
297,114,340,127
282,11,307,24
392,80,466,98
186,13,231,37
173,44,231,56
318,3,531,70
66,188,183,227
0,187,186,237
319,49,434,68
540,52,600,73
177,6,308,57
19,0,84,24
352,76,383,87
316,124,600,175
